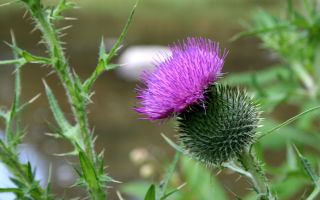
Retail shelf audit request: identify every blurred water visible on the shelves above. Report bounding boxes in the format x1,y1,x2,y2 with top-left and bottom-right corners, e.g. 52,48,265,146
0,0,282,199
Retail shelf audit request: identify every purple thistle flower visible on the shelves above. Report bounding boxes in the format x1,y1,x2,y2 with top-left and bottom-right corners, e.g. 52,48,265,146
134,37,228,120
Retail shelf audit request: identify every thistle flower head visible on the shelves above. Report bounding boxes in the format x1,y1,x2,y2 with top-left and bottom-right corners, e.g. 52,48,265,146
178,84,261,166
135,37,227,120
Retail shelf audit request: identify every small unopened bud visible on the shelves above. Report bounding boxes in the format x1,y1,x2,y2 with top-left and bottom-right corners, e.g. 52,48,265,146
178,84,261,166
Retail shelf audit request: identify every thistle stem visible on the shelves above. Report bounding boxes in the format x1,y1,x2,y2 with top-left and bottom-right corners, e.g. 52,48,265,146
239,148,272,199
306,185,320,200
24,5,104,200
32,10,95,163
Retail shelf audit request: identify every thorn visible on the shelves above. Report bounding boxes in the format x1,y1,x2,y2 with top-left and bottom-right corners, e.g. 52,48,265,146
177,182,187,190
59,25,73,31
116,191,124,200
64,17,77,21
29,93,41,103
23,10,28,19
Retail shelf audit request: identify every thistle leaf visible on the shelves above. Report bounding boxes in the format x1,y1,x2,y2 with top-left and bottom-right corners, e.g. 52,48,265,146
79,151,99,189
144,184,156,200
0,188,23,194
105,2,137,63
294,145,319,185
43,80,71,132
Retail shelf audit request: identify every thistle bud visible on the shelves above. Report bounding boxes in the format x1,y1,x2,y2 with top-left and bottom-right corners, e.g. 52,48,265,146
178,84,261,166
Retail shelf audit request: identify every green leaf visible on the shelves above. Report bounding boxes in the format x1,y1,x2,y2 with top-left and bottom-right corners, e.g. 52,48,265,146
144,184,156,200
270,175,307,199
27,162,34,182
120,181,152,198
160,189,179,200
287,144,298,171
160,133,188,155
181,156,227,200
105,2,137,63
294,145,319,185
231,24,291,41
83,2,136,91
158,151,181,199
0,188,23,194
79,151,99,190
43,80,71,132
52,0,76,20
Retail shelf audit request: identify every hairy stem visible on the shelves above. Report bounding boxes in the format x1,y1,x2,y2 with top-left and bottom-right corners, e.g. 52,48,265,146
32,9,95,163
239,148,272,199
24,5,104,199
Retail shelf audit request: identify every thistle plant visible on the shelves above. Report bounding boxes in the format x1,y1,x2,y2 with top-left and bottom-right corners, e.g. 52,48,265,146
0,0,135,199
134,38,275,199
133,33,320,199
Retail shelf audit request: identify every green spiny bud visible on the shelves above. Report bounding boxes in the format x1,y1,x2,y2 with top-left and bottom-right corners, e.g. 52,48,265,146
178,84,261,166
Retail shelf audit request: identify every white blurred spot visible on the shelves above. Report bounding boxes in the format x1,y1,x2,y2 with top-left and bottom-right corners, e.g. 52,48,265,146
117,45,171,81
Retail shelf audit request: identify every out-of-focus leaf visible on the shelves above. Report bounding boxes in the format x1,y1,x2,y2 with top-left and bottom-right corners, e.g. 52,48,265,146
258,119,320,149
287,144,298,171
271,175,307,199
120,181,152,198
296,99,320,131
181,156,227,200
144,184,156,200
222,65,289,86
294,146,319,185
0,188,23,193
159,151,181,199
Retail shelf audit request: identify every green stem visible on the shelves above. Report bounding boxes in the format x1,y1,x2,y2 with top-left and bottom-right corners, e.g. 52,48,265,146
27,7,103,200
34,10,95,163
307,185,320,200
0,58,25,66
239,148,272,199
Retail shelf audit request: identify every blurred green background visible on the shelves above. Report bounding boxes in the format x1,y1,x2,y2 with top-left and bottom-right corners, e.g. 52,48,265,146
0,0,286,199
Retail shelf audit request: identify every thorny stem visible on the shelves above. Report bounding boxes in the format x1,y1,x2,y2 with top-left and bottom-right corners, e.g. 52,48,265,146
25,5,104,200
33,9,95,163
239,148,273,200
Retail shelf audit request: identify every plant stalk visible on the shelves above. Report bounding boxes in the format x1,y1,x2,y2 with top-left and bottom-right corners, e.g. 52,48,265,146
26,7,104,200
239,148,272,199
33,10,95,164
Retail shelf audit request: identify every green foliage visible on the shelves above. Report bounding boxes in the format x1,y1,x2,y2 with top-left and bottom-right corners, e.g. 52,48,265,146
229,0,320,199
144,185,156,200
0,0,319,199
0,0,136,199
122,155,228,200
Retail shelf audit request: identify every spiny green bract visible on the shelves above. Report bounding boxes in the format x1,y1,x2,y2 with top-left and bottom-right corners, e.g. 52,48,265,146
178,84,261,166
